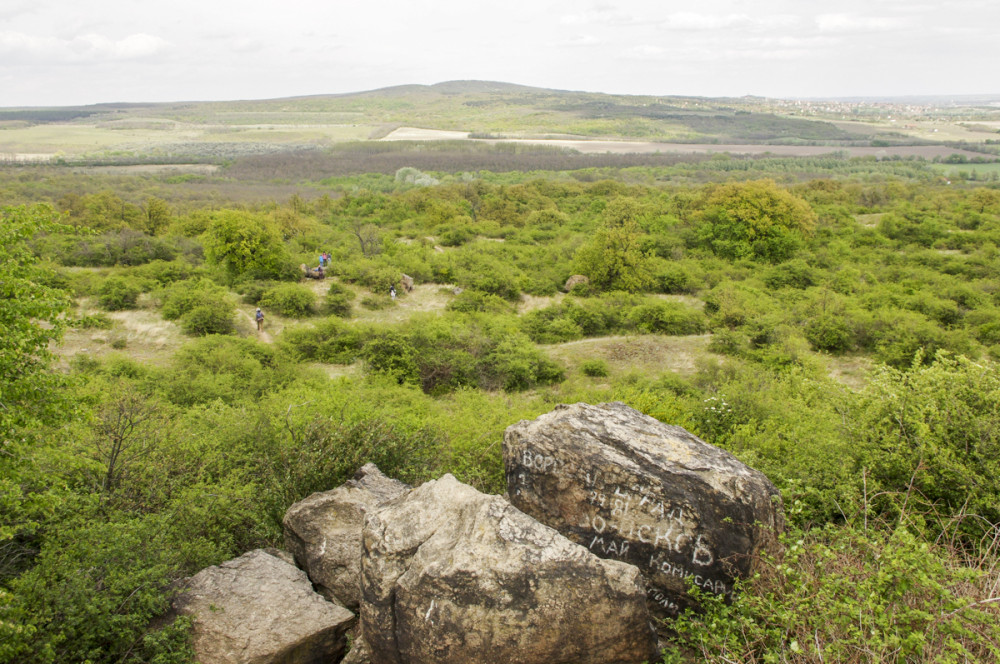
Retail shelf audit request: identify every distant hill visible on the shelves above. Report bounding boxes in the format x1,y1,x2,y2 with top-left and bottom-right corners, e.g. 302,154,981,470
3,80,998,164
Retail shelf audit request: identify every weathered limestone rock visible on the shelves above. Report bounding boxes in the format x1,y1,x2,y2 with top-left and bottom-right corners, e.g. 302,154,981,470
173,549,355,664
564,274,589,292
283,463,410,609
360,474,657,664
504,402,783,618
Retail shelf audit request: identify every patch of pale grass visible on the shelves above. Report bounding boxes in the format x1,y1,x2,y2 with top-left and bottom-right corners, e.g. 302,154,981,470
825,354,872,390
518,293,564,314
855,213,884,227
308,362,362,379
54,308,187,367
351,284,454,324
542,334,715,379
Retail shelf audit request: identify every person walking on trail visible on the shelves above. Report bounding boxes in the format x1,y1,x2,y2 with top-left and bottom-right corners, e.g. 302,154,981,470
255,307,264,331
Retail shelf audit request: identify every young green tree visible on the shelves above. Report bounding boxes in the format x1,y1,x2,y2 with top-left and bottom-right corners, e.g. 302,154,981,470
0,204,72,591
698,179,816,262
203,210,293,280
573,198,654,292
0,205,71,468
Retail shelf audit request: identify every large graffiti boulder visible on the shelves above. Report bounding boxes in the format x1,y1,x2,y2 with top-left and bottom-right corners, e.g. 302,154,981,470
504,401,783,618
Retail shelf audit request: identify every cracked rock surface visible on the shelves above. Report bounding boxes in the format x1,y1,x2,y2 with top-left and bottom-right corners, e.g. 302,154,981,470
283,463,410,609
359,474,656,664
173,549,355,664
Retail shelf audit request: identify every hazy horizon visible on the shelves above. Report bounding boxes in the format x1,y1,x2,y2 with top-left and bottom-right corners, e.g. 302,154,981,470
3,0,999,107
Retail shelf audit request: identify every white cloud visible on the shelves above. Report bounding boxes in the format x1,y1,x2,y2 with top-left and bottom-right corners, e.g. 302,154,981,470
816,14,907,33
556,34,603,47
70,33,169,59
656,12,799,31
634,45,669,59
0,30,170,63
661,13,753,30
559,8,638,26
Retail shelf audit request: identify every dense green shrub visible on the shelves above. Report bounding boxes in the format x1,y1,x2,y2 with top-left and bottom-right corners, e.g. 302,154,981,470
323,281,354,317
43,230,178,267
279,318,368,364
762,258,817,289
133,259,202,287
361,331,419,384
580,359,609,377
3,513,202,664
161,336,297,405
481,334,564,391
856,352,1000,544
446,289,513,314
159,278,229,320
804,313,854,352
203,210,297,281
181,305,236,336
698,179,816,263
72,313,114,330
97,276,142,311
626,301,706,335
342,260,399,294
259,283,317,317
664,525,1000,664
654,263,697,294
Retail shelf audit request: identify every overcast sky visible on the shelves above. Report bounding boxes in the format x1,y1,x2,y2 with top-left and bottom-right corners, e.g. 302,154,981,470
2,0,997,107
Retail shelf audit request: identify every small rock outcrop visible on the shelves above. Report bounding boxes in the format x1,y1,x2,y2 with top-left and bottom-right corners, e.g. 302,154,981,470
564,274,589,292
504,402,783,618
172,549,355,664
283,463,410,609
359,474,657,664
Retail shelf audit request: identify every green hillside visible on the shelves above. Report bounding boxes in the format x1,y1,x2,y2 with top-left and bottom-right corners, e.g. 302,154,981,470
2,88,1000,663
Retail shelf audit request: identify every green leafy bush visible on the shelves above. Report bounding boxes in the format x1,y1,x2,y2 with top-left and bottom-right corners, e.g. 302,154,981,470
664,525,1000,664
626,302,706,335
259,283,317,317
698,179,816,263
72,313,114,330
580,359,609,377
446,289,513,314
162,336,297,405
361,331,419,384
158,278,235,336
181,305,236,336
323,281,354,317
133,259,202,287
97,276,142,311
856,352,1000,544
279,318,369,364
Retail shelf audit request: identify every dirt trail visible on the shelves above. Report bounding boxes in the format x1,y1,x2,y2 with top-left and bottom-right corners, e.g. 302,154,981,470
244,310,273,343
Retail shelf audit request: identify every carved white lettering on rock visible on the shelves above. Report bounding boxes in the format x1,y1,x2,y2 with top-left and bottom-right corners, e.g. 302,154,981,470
504,402,784,619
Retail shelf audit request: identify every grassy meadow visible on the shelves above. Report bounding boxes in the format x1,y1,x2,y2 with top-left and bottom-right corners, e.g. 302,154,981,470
2,85,1000,663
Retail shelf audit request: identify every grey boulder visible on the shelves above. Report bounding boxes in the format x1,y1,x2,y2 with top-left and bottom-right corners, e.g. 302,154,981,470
504,401,784,618
172,549,355,664
283,463,410,609
359,474,657,664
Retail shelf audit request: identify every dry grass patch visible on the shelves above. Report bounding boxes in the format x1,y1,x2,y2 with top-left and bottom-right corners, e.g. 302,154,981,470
351,283,455,325
825,354,872,390
55,308,187,368
856,213,884,227
543,333,715,378
518,293,564,314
